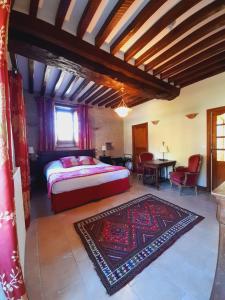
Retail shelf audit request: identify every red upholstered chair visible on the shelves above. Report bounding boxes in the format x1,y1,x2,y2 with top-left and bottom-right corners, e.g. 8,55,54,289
170,154,202,195
137,152,154,180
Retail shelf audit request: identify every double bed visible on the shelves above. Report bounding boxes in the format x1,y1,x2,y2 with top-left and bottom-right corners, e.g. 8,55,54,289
38,149,130,213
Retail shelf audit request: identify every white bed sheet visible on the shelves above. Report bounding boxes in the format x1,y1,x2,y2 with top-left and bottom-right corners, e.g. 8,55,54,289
45,159,130,194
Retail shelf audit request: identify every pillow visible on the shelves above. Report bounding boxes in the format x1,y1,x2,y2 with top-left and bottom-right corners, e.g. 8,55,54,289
60,156,80,168
77,156,96,165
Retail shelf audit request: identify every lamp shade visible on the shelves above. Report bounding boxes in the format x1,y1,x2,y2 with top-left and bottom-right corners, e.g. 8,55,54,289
101,145,106,151
28,146,35,154
159,142,168,153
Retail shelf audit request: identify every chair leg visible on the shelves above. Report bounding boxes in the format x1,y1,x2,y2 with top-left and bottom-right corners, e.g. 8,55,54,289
195,186,198,196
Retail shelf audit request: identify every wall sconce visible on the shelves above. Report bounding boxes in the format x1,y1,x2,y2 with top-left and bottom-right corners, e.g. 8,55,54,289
185,113,198,119
106,142,113,150
151,120,159,125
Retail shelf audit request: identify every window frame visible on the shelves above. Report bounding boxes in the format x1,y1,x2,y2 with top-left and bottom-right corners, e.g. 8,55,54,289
54,105,79,149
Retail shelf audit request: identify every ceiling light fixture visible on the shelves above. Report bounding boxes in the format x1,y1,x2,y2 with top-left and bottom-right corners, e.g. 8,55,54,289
114,84,131,118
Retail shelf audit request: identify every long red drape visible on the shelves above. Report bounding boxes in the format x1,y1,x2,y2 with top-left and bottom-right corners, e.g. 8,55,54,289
0,1,28,299
9,72,30,228
78,105,91,149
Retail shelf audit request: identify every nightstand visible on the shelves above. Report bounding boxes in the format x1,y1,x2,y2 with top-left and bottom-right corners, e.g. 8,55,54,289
99,156,113,164
29,160,42,187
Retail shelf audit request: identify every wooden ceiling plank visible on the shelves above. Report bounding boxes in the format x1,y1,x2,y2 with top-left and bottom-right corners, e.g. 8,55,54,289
77,0,102,38
179,63,225,87
161,40,225,79
104,94,125,107
29,0,39,17
55,0,72,29
96,91,120,106
153,28,225,75
85,86,108,104
77,83,99,103
28,58,34,93
91,90,115,105
69,78,90,101
61,75,77,99
129,97,152,107
110,95,138,108
145,14,225,72
9,11,179,100
135,0,225,66
95,0,134,48
51,70,65,98
110,0,167,55
169,52,225,83
125,0,200,63
10,52,18,72
40,65,51,96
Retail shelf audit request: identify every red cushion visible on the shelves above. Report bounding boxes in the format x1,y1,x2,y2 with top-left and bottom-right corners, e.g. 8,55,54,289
77,156,96,165
139,152,153,163
188,155,201,172
170,171,185,184
60,156,80,168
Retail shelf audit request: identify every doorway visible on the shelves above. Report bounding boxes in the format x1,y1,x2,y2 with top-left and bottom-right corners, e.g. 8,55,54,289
132,122,148,171
207,106,225,190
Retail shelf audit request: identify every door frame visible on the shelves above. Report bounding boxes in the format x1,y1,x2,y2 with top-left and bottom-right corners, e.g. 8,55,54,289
207,105,225,191
132,122,148,170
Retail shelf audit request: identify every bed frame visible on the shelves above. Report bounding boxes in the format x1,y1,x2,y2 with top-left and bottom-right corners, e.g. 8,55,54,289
37,149,130,213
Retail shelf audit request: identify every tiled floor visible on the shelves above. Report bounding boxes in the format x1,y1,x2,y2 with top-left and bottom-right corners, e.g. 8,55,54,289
25,176,219,300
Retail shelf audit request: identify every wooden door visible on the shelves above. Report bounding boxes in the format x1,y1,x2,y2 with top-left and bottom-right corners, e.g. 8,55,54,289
132,123,148,171
207,106,225,190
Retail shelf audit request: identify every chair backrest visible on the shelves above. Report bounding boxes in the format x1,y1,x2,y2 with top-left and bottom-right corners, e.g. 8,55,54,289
139,152,153,163
188,154,202,173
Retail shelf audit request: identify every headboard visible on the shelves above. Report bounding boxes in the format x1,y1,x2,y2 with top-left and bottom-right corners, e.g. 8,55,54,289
37,149,96,174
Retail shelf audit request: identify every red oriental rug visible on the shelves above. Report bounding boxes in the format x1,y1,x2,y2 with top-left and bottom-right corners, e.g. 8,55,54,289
74,194,204,295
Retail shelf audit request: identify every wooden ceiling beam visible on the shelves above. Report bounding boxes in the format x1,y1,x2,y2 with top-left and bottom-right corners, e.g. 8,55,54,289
95,0,134,48
55,0,72,29
145,14,225,72
77,0,102,38
153,29,225,75
125,0,200,63
179,62,225,87
29,0,39,18
91,90,115,105
96,91,121,106
61,75,78,99
70,78,89,101
135,0,225,67
85,86,108,104
77,83,99,103
40,65,51,96
104,94,125,107
51,70,65,98
9,11,179,101
110,0,167,55
10,52,18,72
129,97,151,107
169,52,225,83
162,40,225,79
28,58,34,93
110,95,138,108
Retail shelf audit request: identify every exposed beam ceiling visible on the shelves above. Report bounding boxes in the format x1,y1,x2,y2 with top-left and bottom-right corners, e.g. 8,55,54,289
28,58,34,93
40,65,51,96
61,75,77,99
85,86,108,104
50,70,65,97
29,0,39,18
55,0,72,29
77,84,99,103
69,79,90,101
91,90,115,105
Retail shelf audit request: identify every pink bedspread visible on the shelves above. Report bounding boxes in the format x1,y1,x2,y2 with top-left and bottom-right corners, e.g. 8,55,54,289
47,165,125,197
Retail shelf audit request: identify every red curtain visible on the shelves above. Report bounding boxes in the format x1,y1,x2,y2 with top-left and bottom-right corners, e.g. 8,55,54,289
78,105,91,149
37,97,55,151
9,72,30,228
0,1,28,299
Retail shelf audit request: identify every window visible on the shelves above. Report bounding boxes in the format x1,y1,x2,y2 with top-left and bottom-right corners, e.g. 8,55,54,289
55,106,79,147
216,113,225,161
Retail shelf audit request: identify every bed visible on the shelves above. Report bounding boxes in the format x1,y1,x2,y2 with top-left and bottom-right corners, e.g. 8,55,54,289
38,150,130,213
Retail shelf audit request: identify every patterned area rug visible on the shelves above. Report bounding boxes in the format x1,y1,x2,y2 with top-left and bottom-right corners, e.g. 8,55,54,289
74,194,204,295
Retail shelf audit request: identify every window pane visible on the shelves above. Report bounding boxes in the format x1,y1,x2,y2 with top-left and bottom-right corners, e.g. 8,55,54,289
217,137,225,150
74,111,79,143
217,113,225,125
217,124,225,137
217,150,225,162
56,110,73,141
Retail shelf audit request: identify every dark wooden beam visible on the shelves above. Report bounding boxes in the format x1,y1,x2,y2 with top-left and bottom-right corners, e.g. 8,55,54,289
9,11,179,100
110,0,167,55
97,91,121,106
169,52,225,83
29,0,39,18
85,86,108,104
179,62,225,87
145,14,225,72
95,0,134,48
70,78,89,101
162,40,225,80
135,0,225,66
55,0,72,29
129,97,151,107
10,52,18,72
110,95,138,108
51,70,65,97
28,58,34,93
40,65,51,96
104,94,125,107
124,0,200,63
61,75,78,99
77,0,102,38
91,90,115,105
77,83,99,103
153,29,225,75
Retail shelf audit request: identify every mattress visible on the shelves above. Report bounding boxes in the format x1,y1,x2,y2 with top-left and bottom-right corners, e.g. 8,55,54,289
45,159,130,194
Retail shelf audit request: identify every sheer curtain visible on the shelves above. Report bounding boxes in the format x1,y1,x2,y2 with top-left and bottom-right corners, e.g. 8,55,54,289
0,1,28,299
